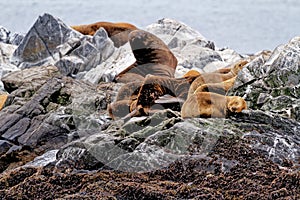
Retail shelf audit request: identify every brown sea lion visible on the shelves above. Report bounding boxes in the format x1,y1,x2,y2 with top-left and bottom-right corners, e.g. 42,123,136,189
71,22,138,47
181,92,247,118
108,74,191,119
188,60,248,97
114,30,178,83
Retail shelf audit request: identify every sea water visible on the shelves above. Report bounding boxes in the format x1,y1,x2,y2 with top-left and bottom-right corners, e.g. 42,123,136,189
0,0,299,54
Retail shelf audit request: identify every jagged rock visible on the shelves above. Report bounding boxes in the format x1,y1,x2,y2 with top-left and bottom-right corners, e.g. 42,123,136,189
0,140,13,156
10,13,115,76
229,36,300,121
82,43,135,83
0,65,120,170
146,18,212,50
0,26,24,45
55,110,182,171
146,18,242,77
0,42,19,92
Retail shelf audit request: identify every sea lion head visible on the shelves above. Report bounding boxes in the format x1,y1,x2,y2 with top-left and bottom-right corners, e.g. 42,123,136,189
129,30,177,70
227,96,247,113
231,60,249,75
182,69,201,83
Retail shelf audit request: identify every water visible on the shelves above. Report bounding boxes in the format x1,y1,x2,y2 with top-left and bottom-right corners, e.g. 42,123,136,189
0,0,299,53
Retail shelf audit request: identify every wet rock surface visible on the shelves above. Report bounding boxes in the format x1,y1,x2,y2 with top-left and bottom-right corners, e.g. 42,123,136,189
0,13,299,199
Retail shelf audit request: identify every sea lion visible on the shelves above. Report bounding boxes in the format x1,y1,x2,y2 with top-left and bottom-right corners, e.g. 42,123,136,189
194,76,237,95
71,22,138,47
108,74,191,119
181,92,247,118
108,60,247,119
0,94,8,111
114,30,178,83
188,60,248,97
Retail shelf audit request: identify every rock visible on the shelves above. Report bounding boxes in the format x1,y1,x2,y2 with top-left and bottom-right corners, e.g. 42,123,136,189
0,140,13,156
24,149,59,167
10,13,115,76
146,18,211,50
55,108,300,172
0,26,24,45
0,42,19,92
82,43,135,83
0,65,120,171
2,65,60,94
146,18,242,77
229,36,300,121
55,109,182,171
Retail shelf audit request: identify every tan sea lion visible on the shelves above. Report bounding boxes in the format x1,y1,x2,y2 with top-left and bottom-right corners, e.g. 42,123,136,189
114,30,178,82
188,60,248,97
194,76,237,95
0,94,8,111
181,92,247,118
71,22,138,47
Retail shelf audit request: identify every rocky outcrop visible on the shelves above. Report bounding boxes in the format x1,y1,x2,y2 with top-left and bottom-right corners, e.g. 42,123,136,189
10,13,115,77
0,14,299,199
0,65,119,172
229,36,300,121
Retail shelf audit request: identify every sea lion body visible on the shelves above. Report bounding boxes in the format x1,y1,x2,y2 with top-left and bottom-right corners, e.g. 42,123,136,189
181,92,247,118
188,60,248,97
0,94,8,111
114,30,177,82
72,22,138,47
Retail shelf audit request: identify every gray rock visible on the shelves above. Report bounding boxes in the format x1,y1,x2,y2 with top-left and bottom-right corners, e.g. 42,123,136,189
0,26,10,44
0,42,19,92
2,65,59,94
24,149,59,167
0,140,13,156
82,43,135,83
146,18,242,77
55,108,300,172
11,13,114,76
0,65,119,156
0,26,24,45
229,36,300,121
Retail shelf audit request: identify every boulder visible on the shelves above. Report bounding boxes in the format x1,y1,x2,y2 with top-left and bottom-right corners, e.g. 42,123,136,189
0,140,13,156
0,26,24,45
229,36,300,121
0,43,19,92
10,13,115,76
146,18,243,77
81,43,135,84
